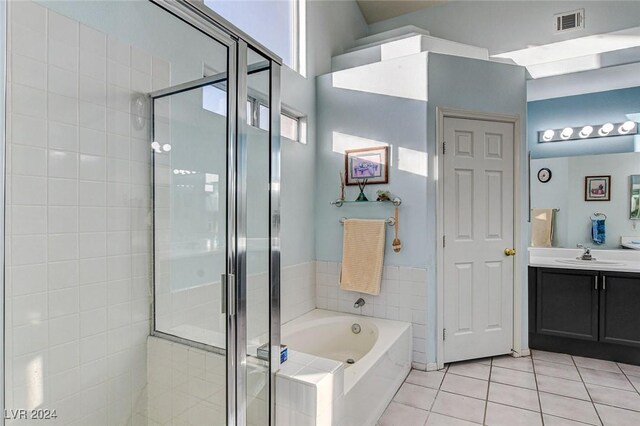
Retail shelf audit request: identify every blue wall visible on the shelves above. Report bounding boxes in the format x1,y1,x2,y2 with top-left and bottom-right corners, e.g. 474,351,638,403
529,87,640,159
427,54,528,361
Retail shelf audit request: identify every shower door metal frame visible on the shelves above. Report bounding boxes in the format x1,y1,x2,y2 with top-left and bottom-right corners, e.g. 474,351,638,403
147,2,282,425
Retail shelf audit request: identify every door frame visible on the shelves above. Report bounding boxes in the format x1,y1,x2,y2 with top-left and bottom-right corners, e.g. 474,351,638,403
435,107,523,369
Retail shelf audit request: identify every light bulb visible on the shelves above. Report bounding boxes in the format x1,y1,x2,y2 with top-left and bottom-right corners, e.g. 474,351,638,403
162,144,172,152
151,141,161,152
173,169,179,175
599,123,614,136
560,127,573,140
579,126,593,138
542,129,554,141
618,121,636,134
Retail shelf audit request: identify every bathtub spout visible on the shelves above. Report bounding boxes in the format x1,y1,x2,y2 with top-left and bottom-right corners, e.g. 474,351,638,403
354,298,365,308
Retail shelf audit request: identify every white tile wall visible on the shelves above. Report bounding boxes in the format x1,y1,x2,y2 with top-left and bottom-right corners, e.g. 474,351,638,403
5,2,161,424
143,337,226,426
281,261,316,324
315,261,428,368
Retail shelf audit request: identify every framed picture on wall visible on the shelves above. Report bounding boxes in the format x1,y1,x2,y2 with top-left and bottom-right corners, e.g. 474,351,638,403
585,175,611,201
345,146,389,185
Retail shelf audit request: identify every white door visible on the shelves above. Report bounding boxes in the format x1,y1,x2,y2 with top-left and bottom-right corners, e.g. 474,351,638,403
443,117,515,363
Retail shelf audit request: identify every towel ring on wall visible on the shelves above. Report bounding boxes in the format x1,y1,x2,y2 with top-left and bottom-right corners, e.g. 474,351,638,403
591,212,607,220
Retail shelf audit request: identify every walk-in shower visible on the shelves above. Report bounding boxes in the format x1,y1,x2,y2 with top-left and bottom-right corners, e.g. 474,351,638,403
2,0,281,424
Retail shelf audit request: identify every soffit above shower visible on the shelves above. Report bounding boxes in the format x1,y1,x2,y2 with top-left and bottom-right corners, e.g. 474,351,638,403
356,0,447,24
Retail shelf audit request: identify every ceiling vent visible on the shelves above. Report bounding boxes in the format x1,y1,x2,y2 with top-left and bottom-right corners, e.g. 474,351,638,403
555,9,584,33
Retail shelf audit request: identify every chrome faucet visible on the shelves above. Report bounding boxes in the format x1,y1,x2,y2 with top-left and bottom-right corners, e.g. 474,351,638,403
577,244,595,261
354,298,365,308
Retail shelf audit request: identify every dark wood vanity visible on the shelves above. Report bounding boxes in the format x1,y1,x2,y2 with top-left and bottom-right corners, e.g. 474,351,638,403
529,266,640,365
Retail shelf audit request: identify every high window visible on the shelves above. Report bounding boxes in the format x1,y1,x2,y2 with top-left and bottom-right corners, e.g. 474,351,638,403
204,0,301,72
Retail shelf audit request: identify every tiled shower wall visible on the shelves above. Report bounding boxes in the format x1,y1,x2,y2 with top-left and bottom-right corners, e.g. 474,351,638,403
315,261,428,368
4,2,159,423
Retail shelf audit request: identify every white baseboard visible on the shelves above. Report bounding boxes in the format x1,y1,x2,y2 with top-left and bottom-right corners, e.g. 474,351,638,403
426,362,439,371
512,348,531,358
411,361,427,371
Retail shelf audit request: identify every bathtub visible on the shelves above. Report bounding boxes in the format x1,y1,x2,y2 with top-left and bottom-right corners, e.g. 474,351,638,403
282,309,412,425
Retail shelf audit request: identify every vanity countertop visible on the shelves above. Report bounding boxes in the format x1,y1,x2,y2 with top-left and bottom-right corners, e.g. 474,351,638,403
529,247,640,273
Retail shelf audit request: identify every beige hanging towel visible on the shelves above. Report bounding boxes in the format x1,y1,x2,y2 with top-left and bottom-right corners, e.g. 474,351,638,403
531,208,555,247
340,219,386,295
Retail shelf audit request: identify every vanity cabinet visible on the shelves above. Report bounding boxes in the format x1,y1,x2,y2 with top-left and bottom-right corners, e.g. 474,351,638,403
536,268,599,341
599,272,640,348
529,267,640,364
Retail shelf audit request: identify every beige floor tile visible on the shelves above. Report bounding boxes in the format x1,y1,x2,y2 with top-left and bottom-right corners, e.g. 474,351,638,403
596,403,640,426
406,369,446,390
627,374,640,393
448,362,491,381
490,366,537,390
539,392,600,425
492,355,534,373
534,360,581,382
378,401,429,426
393,382,438,411
579,367,635,391
586,383,640,412
440,373,488,400
531,350,574,366
488,382,540,412
431,391,486,424
542,414,594,425
536,375,590,401
425,412,480,426
618,363,640,378
573,356,621,374
485,402,542,426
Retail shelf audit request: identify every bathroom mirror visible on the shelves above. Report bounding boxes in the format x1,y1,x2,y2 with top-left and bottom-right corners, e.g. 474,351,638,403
531,151,640,249
632,175,640,219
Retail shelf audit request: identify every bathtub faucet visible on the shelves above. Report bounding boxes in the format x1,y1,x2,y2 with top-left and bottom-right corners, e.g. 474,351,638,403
354,298,365,308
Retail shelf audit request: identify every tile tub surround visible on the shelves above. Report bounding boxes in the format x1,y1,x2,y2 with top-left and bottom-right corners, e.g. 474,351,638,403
276,350,345,426
5,2,158,423
282,261,316,324
315,261,428,368
378,349,640,425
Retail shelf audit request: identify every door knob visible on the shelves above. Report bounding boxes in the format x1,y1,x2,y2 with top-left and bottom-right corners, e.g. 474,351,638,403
504,248,516,256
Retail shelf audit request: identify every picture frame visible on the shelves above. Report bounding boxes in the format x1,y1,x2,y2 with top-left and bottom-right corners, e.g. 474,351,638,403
585,175,611,201
344,146,389,186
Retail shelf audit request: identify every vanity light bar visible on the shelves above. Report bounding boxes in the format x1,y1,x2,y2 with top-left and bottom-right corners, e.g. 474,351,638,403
538,121,638,143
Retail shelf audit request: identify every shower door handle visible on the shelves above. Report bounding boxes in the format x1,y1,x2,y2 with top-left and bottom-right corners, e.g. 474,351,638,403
221,274,226,314
221,273,236,316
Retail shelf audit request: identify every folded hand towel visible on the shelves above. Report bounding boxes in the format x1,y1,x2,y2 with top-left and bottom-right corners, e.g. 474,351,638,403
340,219,386,296
592,219,606,245
531,208,555,247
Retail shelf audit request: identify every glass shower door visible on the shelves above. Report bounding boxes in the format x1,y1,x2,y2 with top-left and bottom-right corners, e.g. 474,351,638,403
152,71,233,424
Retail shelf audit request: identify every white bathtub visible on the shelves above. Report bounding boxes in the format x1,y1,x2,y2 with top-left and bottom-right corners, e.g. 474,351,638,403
282,309,412,425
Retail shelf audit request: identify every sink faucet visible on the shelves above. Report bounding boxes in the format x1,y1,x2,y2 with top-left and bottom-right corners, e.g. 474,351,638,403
577,244,595,261
354,298,365,308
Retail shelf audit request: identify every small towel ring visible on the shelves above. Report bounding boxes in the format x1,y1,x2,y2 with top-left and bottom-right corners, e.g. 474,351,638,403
591,212,607,220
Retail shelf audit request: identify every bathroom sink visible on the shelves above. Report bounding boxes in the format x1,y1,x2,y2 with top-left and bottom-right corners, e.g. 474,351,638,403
555,259,624,266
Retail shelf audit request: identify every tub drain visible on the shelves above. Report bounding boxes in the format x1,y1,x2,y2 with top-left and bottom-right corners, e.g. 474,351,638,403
346,358,355,364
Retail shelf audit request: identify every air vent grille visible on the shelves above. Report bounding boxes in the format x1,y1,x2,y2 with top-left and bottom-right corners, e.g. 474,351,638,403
555,9,584,33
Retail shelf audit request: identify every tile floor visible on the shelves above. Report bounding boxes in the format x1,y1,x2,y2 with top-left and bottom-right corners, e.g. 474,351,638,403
377,350,640,425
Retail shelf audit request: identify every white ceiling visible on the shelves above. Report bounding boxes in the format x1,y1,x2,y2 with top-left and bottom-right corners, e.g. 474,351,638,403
356,0,445,24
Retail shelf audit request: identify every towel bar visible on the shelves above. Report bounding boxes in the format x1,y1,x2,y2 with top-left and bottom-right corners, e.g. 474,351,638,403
340,217,396,226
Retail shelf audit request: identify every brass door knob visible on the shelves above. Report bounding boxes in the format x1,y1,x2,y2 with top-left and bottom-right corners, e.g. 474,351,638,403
504,248,516,256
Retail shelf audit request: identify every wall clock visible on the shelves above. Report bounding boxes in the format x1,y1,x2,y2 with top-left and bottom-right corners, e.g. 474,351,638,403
537,168,552,183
